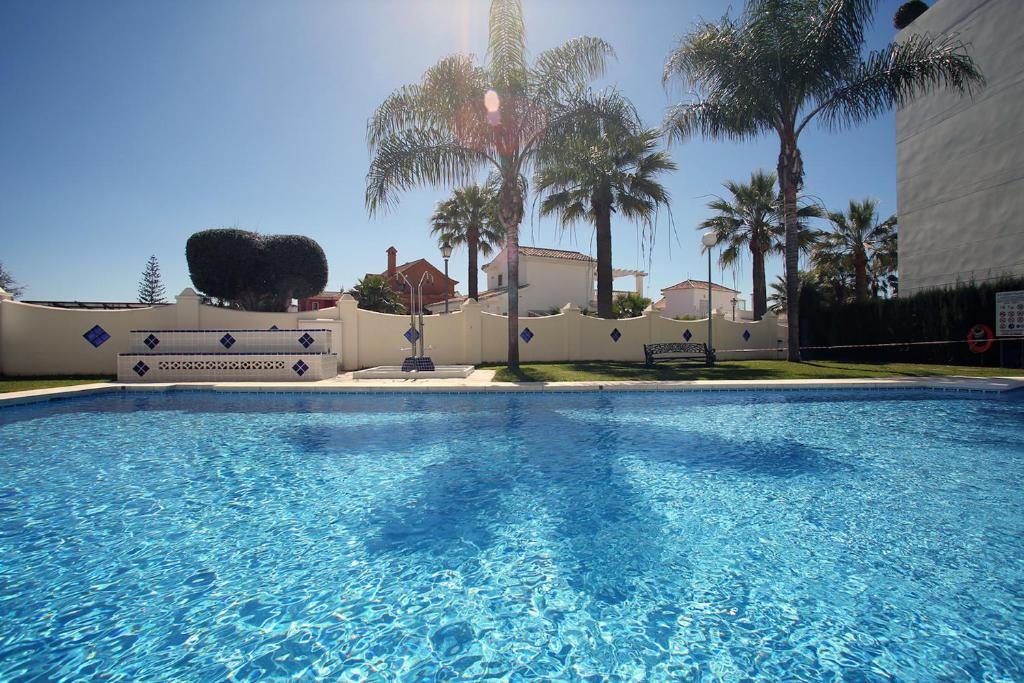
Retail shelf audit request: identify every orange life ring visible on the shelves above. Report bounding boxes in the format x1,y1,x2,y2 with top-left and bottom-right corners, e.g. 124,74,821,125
967,323,994,353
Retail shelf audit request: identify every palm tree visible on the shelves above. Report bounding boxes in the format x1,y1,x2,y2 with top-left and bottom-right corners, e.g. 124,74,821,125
349,275,406,314
430,184,505,301
663,0,983,360
767,274,788,313
366,0,631,369
535,124,675,318
698,170,820,320
823,198,896,303
810,241,855,305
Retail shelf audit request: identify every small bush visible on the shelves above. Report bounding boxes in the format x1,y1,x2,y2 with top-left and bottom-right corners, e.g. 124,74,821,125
893,1,928,29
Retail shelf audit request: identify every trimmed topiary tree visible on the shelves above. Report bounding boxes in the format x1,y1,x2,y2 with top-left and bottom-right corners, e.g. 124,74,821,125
185,229,328,311
894,1,929,30
264,235,329,311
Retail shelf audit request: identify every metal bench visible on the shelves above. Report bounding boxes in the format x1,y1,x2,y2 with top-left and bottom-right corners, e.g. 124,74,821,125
643,342,715,367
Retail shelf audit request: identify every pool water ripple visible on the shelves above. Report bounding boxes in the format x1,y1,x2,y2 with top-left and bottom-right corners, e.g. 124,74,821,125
0,390,1022,681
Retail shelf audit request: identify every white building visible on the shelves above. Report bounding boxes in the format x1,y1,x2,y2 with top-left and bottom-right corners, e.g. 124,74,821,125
426,245,645,315
652,279,746,319
896,0,1024,294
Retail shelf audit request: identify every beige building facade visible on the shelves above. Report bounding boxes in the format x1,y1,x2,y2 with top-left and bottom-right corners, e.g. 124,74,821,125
896,0,1024,294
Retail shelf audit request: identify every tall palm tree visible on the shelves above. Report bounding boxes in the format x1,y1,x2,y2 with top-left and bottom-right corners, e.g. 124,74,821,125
698,170,820,320
663,0,983,360
535,125,676,318
430,184,505,301
366,0,631,369
823,198,896,303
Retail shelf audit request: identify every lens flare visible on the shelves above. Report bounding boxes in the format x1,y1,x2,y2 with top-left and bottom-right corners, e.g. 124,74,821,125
484,90,500,112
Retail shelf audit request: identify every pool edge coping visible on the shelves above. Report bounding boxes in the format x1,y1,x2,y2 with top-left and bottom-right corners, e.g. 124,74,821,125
1,375,1022,407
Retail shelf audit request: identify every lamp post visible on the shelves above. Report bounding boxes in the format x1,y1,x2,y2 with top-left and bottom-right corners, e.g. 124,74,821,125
731,296,738,321
701,231,718,355
440,241,453,314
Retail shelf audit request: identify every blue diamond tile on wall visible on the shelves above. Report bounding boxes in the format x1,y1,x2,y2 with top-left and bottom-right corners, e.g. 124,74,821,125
292,360,309,376
404,327,421,343
270,325,279,330
742,329,751,342
682,329,692,342
83,325,110,347
610,328,622,343
298,333,315,348
143,334,160,349
132,360,149,377
520,327,534,343
220,333,236,349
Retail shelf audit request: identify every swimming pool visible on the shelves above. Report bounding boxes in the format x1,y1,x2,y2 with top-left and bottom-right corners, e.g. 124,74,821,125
1,389,1022,680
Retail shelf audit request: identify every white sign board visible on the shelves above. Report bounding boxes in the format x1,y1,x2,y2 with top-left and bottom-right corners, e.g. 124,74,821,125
996,290,1024,336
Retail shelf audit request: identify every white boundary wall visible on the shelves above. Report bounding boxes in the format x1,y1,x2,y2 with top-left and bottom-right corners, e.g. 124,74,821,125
0,289,786,376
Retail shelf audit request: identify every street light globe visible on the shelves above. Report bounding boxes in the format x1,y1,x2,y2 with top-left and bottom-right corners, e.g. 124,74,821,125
701,231,718,248
440,241,453,259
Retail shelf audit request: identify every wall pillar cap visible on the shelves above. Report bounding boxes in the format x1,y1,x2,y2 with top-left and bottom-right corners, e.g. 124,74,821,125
0,287,11,301
560,302,580,313
460,298,481,311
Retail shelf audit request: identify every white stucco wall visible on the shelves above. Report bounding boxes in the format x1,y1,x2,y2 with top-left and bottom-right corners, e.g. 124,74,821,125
896,0,1024,294
481,248,596,315
0,290,786,375
658,288,741,318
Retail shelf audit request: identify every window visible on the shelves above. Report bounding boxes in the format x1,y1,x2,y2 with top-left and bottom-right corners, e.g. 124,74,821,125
498,274,503,287
312,302,320,311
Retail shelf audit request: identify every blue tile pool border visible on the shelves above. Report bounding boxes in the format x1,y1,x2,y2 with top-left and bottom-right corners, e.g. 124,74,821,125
1,380,1020,412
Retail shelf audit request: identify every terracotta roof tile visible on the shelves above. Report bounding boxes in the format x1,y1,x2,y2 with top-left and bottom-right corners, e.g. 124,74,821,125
661,279,739,294
518,246,595,262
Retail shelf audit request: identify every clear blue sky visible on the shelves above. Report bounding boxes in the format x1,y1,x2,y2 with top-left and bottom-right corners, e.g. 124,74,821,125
0,0,907,304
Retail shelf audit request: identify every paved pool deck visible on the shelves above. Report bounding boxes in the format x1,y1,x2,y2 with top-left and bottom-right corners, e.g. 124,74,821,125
2,370,1023,407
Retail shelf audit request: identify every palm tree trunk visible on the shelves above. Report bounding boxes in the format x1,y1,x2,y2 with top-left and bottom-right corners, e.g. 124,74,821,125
854,248,868,303
778,130,803,362
468,224,480,300
751,245,767,321
594,201,614,319
506,231,520,369
498,178,523,370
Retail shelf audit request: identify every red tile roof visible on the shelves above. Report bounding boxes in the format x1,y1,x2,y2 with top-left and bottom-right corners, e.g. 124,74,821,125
518,246,595,262
661,279,739,294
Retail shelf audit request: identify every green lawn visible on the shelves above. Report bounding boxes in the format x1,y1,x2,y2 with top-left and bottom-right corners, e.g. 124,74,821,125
489,360,1024,383
0,377,112,394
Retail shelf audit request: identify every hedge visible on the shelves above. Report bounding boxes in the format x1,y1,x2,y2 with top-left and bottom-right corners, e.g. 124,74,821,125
799,277,1024,367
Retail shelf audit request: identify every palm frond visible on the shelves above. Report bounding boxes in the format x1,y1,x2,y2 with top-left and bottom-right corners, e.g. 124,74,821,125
367,55,489,148
532,37,615,102
487,0,528,93
812,32,985,132
365,129,490,214
663,96,771,144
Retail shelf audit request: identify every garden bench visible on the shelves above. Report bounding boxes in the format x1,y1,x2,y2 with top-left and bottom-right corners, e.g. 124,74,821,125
643,342,715,367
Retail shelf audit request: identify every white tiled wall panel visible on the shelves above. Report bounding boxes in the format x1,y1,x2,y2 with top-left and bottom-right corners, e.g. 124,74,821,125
117,352,338,382
127,329,333,354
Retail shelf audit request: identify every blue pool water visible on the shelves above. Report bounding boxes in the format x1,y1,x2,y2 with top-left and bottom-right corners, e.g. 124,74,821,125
0,390,1022,681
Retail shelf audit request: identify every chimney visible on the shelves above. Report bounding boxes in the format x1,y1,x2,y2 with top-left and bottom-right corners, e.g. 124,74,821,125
387,246,397,276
